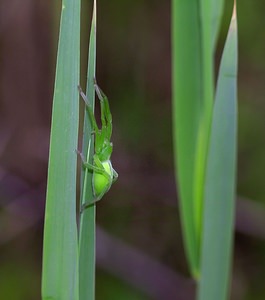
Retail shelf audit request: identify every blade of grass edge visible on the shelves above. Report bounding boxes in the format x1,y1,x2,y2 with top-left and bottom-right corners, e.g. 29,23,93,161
193,0,216,274
172,0,203,276
211,0,225,49
42,0,80,299
198,3,237,300
79,1,96,299
193,0,225,277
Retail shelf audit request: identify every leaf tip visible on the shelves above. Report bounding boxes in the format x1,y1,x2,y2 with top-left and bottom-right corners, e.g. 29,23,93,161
232,1,237,20
93,0,97,24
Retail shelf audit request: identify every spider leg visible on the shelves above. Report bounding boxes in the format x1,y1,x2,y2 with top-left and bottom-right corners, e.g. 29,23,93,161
78,85,99,134
76,149,110,180
112,168,118,183
76,149,87,164
80,197,101,213
94,81,106,129
94,79,112,140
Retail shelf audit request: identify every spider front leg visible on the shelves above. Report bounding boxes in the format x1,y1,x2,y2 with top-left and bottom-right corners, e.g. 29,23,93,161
94,79,112,140
78,85,99,136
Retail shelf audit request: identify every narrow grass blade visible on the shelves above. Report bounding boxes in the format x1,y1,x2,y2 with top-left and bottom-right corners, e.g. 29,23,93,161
193,0,215,263
79,1,96,299
198,3,238,300
210,0,225,48
41,0,80,299
172,0,202,276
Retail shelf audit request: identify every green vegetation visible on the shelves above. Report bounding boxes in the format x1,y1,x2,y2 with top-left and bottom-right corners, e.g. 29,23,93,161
38,0,259,299
172,0,238,299
42,0,97,299
41,0,80,298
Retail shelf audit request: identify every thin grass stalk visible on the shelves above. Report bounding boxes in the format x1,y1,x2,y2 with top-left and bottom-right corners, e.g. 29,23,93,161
192,0,218,270
172,0,203,277
78,1,97,299
41,0,80,299
198,2,238,299
210,0,226,49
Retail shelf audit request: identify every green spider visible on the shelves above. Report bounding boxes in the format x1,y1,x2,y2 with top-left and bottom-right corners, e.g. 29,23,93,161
77,80,118,212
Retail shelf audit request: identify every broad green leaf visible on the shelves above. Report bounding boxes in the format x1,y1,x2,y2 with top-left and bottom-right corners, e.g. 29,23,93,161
42,0,80,299
198,3,238,300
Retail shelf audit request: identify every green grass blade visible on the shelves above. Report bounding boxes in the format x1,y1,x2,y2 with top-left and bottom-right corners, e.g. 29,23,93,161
79,1,96,299
193,0,215,262
41,0,80,299
210,0,225,48
172,0,202,276
198,3,238,300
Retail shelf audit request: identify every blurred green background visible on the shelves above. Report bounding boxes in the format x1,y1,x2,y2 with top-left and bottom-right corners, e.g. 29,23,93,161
0,0,265,299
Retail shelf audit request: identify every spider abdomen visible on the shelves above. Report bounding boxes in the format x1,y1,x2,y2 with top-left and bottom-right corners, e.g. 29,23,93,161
93,160,113,199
